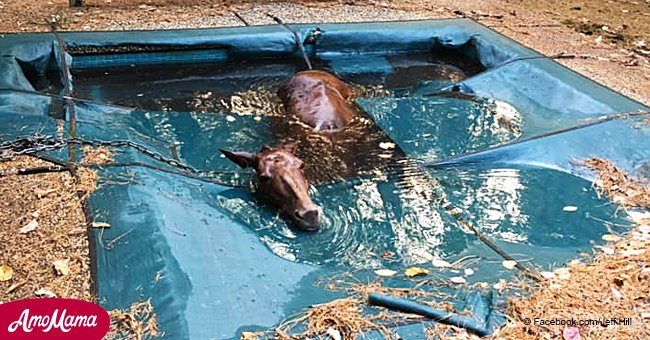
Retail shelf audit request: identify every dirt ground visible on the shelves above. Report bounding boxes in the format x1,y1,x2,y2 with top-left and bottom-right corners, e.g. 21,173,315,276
0,156,93,302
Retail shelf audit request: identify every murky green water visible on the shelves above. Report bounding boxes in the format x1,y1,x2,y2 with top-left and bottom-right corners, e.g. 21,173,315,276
73,56,629,273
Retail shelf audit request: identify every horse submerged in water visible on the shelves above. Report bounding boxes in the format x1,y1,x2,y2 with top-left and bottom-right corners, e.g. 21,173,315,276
220,70,358,231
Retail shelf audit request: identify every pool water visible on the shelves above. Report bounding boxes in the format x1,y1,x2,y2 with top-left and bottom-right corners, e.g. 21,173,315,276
72,54,628,273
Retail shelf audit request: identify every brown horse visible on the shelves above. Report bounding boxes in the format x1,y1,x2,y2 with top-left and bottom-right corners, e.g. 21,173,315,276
277,70,357,131
220,144,320,231
221,70,359,231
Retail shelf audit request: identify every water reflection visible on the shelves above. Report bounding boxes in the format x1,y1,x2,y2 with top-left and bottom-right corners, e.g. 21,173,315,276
214,162,625,269
72,56,610,271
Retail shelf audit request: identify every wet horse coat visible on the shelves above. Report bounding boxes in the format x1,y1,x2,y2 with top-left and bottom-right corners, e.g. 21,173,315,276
278,70,357,131
221,70,361,231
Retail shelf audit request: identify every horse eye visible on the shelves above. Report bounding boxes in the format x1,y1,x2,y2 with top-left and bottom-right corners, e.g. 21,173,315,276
259,175,271,182
299,163,305,169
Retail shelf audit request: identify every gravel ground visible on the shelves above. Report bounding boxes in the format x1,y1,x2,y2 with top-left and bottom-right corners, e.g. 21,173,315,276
3,1,644,105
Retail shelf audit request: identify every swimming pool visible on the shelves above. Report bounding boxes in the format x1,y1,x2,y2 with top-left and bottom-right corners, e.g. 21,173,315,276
1,19,649,339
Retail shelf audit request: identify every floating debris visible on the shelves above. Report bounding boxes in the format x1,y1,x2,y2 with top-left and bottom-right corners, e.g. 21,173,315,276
404,267,429,277
449,276,466,284
502,260,517,270
91,222,111,228
374,269,397,277
431,259,452,268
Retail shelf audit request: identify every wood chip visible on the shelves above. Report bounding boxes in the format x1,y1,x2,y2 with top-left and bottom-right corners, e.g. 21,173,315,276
35,288,57,298
20,220,38,234
6,281,27,293
379,142,396,150
53,258,70,276
34,188,56,197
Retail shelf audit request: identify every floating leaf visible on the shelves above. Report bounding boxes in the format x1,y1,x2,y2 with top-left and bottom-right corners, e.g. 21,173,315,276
476,282,488,289
374,269,397,277
35,288,57,298
405,267,429,277
602,234,621,242
225,115,236,122
431,259,452,268
20,220,38,234
449,276,466,284
464,268,475,276
540,271,555,279
52,259,70,276
562,206,578,212
0,265,13,281
502,260,517,270
379,142,396,150
91,222,111,228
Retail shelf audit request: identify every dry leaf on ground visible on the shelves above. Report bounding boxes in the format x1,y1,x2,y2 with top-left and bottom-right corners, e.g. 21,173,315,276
0,265,14,281
53,259,70,276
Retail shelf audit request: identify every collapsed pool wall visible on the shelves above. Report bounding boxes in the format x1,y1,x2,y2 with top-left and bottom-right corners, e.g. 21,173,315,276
1,19,650,339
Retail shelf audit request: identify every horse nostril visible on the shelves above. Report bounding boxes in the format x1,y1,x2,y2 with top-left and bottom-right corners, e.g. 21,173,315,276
295,209,319,221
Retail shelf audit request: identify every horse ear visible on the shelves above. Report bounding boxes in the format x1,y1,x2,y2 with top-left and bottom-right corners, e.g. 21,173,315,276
220,149,257,168
282,141,299,153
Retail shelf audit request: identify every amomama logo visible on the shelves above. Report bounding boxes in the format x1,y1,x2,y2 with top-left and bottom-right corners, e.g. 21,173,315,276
0,298,110,339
